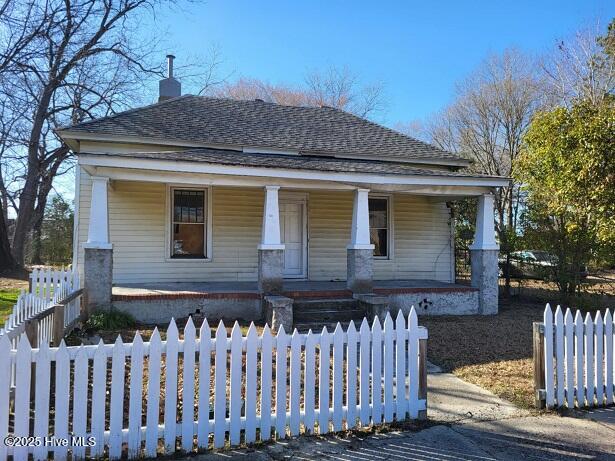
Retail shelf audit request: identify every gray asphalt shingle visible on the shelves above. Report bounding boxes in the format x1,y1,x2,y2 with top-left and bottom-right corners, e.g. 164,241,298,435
85,147,501,179
63,95,463,163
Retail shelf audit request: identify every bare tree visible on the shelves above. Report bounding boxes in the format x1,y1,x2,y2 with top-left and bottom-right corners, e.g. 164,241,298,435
211,77,310,106
543,20,615,106
211,65,386,120
416,50,545,295
304,66,386,118
0,0,179,272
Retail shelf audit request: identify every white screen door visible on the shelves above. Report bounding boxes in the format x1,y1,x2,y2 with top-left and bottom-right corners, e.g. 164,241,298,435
280,201,306,278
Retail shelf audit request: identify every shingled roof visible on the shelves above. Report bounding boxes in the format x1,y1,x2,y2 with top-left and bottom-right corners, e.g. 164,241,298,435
82,147,498,178
60,95,465,165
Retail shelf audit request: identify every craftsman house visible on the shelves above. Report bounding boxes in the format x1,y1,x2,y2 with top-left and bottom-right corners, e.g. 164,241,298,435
57,57,507,328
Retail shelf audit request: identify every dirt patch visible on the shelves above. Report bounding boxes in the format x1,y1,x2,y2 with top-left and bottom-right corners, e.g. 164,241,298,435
0,277,28,291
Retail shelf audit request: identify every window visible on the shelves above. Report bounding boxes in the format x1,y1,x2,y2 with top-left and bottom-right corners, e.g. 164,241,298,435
369,197,389,258
171,189,207,258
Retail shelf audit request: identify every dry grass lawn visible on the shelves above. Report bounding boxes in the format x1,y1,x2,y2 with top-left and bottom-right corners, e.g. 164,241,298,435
421,275,615,410
420,303,541,409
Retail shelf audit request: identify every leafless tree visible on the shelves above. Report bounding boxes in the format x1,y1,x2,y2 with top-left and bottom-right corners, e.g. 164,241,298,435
415,50,545,295
211,77,310,106
542,21,615,106
0,0,182,272
304,66,386,118
211,65,386,120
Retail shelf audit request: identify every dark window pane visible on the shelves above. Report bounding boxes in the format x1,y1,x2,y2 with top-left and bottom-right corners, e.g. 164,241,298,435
369,198,387,228
173,190,205,223
369,198,387,212
369,198,388,257
371,229,388,257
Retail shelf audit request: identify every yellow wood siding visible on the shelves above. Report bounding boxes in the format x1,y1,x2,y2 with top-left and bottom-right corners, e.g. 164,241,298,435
381,195,453,281
307,190,353,281
306,191,453,282
78,172,263,283
77,171,453,283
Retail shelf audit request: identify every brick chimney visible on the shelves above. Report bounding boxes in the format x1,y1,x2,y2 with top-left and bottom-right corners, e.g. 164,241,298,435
158,54,181,102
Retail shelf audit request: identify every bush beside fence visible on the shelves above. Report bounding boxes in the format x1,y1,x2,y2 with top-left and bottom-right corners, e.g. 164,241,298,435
0,310,427,461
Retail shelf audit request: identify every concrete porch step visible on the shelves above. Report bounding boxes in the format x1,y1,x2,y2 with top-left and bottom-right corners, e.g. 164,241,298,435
292,297,367,325
293,308,367,322
293,297,359,311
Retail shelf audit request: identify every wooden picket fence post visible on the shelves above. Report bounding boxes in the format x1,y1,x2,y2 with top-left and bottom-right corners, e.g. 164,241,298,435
533,321,546,409
418,337,428,419
52,303,66,347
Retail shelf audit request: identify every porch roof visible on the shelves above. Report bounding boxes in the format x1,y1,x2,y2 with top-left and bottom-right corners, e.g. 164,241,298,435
82,148,506,180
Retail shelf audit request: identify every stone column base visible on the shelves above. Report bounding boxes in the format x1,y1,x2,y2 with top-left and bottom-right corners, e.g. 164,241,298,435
347,248,373,294
470,249,499,315
258,248,283,294
355,293,389,321
84,247,113,314
264,295,293,332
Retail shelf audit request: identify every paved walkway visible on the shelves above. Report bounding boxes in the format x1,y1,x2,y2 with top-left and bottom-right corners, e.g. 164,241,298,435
181,367,615,460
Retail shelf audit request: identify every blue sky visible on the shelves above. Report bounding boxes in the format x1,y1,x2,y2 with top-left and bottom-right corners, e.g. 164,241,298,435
149,0,614,126
48,1,613,205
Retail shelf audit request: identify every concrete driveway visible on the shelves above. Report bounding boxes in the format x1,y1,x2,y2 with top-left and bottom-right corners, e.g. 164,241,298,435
179,367,615,460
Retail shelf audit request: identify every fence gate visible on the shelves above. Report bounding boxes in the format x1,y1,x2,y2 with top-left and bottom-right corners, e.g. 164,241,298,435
534,304,615,409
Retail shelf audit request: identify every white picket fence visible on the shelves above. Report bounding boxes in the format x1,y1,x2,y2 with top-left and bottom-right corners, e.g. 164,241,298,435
0,269,81,346
0,309,427,460
542,304,615,409
29,267,77,301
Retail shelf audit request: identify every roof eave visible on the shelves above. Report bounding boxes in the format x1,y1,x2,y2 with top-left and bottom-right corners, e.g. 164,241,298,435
57,130,471,169
78,152,511,188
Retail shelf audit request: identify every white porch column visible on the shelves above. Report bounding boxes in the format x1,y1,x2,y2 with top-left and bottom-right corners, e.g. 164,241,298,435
347,188,375,250
258,185,285,250
347,188,374,294
85,176,112,249
258,186,284,294
470,193,499,250
470,193,499,315
83,176,113,314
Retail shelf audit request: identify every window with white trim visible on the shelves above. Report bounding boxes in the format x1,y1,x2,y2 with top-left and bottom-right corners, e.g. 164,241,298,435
171,188,208,258
369,197,389,258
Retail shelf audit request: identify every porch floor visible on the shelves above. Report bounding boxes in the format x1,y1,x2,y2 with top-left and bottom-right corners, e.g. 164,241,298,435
112,279,476,301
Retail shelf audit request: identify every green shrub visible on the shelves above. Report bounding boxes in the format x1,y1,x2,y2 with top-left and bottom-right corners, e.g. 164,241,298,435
86,310,136,331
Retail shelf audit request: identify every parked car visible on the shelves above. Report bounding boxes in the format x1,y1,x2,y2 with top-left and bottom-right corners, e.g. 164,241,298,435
498,250,588,281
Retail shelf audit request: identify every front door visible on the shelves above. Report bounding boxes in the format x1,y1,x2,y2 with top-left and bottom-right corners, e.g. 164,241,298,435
280,200,306,278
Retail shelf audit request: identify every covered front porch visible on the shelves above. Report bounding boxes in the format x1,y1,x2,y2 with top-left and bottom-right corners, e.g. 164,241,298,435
110,279,479,327
112,279,477,299
76,151,504,324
